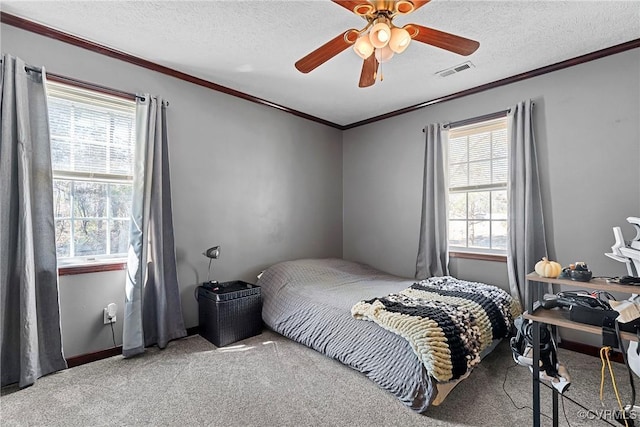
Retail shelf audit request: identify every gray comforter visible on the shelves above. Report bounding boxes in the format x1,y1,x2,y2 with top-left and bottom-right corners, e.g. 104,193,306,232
259,258,435,412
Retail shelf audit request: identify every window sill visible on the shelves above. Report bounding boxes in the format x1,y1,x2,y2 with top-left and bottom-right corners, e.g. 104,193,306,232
58,260,127,276
449,251,507,263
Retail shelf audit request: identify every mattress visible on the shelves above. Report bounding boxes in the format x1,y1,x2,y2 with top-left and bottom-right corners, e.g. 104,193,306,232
258,258,507,412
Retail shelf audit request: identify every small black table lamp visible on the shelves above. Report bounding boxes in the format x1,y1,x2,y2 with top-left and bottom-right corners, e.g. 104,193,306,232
203,245,220,284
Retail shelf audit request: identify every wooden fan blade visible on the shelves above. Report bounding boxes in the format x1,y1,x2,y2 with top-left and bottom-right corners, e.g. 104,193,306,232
405,24,479,56
358,54,379,88
332,0,375,15
295,29,359,73
410,0,432,12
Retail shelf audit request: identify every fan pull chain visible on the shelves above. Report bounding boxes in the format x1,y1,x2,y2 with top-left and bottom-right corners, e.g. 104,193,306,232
379,62,384,82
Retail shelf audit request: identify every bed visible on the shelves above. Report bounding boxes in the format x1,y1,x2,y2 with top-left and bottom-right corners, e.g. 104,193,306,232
258,258,519,412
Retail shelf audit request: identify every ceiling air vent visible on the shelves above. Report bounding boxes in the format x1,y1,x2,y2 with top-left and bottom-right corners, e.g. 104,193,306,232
436,61,475,78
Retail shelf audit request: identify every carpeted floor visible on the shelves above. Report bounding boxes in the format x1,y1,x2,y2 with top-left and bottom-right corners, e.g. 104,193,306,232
1,329,634,426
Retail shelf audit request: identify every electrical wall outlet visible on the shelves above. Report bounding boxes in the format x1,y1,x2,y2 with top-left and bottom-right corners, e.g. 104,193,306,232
103,303,117,324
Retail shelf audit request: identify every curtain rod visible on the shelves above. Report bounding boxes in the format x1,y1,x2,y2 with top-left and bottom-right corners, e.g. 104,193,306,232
48,73,145,102
422,109,509,133
1,59,170,105
447,109,509,129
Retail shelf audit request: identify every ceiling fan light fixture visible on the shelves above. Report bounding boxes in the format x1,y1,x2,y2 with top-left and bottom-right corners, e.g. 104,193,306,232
294,1,482,88
369,21,391,48
353,34,374,59
389,27,411,54
374,45,394,63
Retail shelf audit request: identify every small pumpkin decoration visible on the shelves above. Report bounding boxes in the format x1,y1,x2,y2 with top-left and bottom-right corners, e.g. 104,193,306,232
535,257,562,278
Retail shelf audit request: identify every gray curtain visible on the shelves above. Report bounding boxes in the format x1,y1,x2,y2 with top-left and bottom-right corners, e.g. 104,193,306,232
123,95,186,358
0,54,67,387
415,123,449,279
506,100,548,306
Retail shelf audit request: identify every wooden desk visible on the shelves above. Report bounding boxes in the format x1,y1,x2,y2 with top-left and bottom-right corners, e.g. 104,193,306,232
523,273,639,427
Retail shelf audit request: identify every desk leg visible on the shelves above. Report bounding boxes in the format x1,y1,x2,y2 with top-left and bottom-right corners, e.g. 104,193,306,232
532,321,541,427
551,324,559,427
552,388,559,427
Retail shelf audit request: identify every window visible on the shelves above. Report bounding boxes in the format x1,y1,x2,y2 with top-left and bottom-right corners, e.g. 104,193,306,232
48,81,136,265
447,117,508,254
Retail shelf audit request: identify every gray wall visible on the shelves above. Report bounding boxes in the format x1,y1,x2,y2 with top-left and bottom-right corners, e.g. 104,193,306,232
2,24,343,358
343,48,640,344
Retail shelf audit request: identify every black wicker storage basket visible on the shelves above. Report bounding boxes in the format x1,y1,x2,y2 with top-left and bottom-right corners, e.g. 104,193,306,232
198,281,262,347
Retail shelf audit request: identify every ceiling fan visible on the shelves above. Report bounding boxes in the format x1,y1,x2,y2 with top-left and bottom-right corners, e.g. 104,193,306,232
294,0,480,88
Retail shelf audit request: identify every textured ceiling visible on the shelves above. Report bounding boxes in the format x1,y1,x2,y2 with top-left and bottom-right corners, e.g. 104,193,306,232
2,1,639,126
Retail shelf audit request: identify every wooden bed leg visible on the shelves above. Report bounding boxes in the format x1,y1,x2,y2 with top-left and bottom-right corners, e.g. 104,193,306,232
431,371,471,406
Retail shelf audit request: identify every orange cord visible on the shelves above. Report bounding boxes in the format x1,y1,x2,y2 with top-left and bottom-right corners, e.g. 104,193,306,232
600,346,629,427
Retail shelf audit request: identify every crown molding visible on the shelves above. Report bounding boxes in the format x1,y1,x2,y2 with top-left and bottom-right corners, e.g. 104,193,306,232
343,37,640,129
2,12,639,131
0,12,345,130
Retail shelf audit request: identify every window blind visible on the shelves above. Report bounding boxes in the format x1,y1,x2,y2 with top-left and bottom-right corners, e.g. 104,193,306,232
448,117,508,192
48,82,136,181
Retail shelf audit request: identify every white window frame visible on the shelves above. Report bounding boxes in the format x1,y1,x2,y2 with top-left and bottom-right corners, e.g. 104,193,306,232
47,81,136,267
447,116,508,256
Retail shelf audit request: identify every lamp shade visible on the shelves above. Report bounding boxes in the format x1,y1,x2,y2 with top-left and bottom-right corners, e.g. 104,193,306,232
353,34,374,59
389,27,411,54
374,45,394,63
369,21,391,48
203,246,220,259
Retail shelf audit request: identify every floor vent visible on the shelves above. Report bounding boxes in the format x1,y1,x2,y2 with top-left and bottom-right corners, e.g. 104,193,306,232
436,61,475,77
